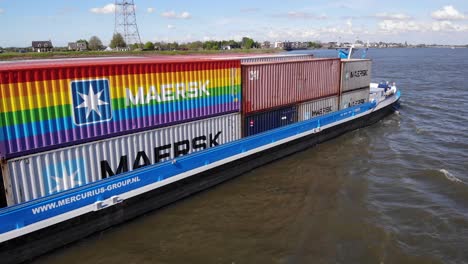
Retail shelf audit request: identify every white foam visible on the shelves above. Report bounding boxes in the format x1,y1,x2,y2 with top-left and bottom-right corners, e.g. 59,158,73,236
439,169,462,183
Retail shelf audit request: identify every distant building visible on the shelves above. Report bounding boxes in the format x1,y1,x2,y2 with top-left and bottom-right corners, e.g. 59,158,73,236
32,41,53,52
274,41,284,49
342,42,352,48
277,41,308,51
68,42,88,51
322,41,338,49
261,41,271,49
221,45,231,50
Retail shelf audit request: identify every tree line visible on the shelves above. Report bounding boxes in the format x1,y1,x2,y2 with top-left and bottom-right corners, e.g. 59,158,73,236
109,33,261,51
67,34,262,51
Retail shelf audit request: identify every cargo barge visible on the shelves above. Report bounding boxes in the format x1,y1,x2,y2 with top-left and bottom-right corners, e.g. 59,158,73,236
0,54,400,263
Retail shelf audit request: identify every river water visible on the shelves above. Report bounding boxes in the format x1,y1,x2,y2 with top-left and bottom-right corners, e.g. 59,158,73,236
34,48,468,264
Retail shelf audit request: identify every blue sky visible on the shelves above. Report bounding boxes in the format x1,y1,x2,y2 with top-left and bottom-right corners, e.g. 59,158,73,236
1,0,468,47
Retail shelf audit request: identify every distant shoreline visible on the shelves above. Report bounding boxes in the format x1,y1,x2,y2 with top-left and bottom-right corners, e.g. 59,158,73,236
0,49,282,61
1,46,466,61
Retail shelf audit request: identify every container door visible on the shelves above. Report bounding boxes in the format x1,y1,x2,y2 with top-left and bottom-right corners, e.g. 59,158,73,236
0,167,6,208
279,106,298,127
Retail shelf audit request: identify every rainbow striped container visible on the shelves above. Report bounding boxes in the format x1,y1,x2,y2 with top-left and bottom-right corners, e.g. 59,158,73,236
0,58,241,159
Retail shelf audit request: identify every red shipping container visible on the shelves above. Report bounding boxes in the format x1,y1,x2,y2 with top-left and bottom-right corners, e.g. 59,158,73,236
241,58,341,114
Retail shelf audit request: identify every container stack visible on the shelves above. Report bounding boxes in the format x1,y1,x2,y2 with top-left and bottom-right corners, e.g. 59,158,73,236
241,58,341,135
339,59,372,109
0,59,242,205
0,54,374,206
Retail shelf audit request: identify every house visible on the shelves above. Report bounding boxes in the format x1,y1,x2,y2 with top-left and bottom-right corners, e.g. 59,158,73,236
68,42,88,51
32,41,53,52
261,41,271,49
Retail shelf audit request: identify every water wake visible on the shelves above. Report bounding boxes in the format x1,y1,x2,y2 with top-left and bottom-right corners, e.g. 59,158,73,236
439,169,462,183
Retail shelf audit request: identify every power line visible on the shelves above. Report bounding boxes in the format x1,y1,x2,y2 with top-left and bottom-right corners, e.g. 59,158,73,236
114,0,142,46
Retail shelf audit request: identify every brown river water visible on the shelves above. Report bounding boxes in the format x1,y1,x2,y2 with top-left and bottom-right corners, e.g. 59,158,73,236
34,48,468,264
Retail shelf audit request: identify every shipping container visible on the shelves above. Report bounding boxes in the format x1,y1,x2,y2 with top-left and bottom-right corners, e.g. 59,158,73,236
298,96,339,122
340,87,370,110
211,54,315,63
2,113,241,205
0,59,241,159
240,54,315,63
341,59,372,92
242,59,340,114
243,106,297,137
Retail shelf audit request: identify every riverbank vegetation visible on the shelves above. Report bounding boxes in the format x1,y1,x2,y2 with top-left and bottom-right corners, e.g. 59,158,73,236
0,36,285,61
0,48,280,61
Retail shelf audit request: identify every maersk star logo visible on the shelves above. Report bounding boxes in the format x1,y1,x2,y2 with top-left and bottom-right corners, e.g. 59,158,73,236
71,79,112,126
43,159,87,195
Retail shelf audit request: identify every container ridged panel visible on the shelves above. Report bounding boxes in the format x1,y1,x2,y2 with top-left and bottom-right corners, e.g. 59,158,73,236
339,87,370,109
5,113,241,205
0,60,241,159
239,54,314,63
243,106,298,137
209,54,315,63
298,96,339,121
242,59,340,114
341,59,372,92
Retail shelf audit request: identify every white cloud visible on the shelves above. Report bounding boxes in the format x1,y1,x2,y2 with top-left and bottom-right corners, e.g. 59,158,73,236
375,12,411,20
432,6,466,20
432,21,468,32
161,11,176,18
289,11,327,19
274,11,327,20
264,22,362,41
90,3,115,14
167,25,175,29
161,11,191,19
0,8,4,14
147,8,155,14
179,12,191,19
378,20,423,33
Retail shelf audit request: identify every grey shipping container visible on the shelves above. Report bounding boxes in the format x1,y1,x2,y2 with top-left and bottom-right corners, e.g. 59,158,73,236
340,87,370,110
243,106,298,137
2,113,241,205
341,59,372,92
298,96,339,121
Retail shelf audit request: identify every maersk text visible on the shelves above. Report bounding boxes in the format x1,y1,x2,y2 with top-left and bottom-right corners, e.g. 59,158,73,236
100,131,222,178
126,81,211,106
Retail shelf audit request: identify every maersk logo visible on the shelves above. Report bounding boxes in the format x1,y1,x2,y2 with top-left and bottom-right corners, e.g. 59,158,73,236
71,79,112,126
43,158,87,195
345,70,368,80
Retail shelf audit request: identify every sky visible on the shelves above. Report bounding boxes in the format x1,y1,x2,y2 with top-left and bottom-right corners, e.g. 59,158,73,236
0,0,468,47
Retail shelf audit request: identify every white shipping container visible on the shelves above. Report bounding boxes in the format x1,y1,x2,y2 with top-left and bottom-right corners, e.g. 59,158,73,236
298,96,339,121
340,87,370,110
341,59,372,92
3,113,241,205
